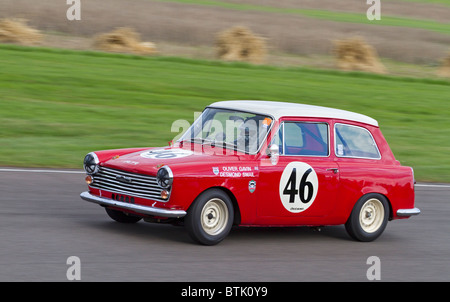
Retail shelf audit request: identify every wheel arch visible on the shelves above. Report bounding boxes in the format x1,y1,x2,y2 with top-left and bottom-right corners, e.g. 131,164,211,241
348,192,394,222
188,186,241,226
344,192,392,242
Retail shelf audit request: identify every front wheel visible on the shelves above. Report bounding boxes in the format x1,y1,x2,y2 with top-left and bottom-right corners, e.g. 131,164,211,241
185,189,234,245
345,194,389,242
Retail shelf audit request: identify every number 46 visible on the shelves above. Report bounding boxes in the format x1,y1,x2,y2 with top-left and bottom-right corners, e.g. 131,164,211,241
283,168,314,204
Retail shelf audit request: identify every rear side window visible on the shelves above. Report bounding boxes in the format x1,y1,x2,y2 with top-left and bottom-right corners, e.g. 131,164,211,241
334,123,380,159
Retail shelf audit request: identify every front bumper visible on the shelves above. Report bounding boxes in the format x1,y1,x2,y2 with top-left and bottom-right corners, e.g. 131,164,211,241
396,207,421,217
80,191,186,218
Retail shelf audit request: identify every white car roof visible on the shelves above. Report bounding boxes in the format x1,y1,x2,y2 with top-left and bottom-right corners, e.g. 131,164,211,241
209,100,378,127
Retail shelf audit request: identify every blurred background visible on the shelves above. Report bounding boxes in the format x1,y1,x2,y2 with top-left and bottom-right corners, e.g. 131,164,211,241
0,0,449,182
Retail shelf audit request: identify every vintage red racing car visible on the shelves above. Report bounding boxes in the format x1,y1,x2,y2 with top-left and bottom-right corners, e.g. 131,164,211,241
80,100,420,245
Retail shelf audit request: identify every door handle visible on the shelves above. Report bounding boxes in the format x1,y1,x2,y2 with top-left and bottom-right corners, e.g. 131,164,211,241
327,168,339,174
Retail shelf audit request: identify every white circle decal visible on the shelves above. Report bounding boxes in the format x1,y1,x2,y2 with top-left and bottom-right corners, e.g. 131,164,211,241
279,162,319,213
140,149,193,159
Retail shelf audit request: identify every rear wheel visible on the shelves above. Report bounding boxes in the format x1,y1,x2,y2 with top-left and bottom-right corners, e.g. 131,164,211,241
105,208,142,223
345,194,389,242
185,189,234,245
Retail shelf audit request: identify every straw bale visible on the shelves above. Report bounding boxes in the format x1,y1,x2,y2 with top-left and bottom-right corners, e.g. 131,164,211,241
333,37,386,74
215,26,267,64
437,53,450,77
0,18,42,45
93,27,157,55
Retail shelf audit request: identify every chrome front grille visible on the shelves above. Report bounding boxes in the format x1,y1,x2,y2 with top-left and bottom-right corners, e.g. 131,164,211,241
90,166,165,202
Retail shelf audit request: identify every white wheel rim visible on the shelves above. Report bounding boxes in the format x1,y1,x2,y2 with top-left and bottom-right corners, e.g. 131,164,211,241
201,198,229,236
359,198,384,233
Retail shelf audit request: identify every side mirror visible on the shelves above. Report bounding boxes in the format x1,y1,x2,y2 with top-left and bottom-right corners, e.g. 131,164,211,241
267,144,279,156
267,144,279,165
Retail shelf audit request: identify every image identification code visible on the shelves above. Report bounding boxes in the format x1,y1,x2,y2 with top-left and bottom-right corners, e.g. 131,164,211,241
181,286,268,299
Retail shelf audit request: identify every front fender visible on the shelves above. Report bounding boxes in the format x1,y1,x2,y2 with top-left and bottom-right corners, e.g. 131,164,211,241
169,176,258,225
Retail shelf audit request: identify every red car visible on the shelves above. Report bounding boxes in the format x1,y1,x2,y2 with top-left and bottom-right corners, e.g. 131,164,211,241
80,100,420,245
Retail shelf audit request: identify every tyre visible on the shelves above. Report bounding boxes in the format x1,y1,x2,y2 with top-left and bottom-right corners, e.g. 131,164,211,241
105,208,142,223
185,189,234,245
345,193,389,242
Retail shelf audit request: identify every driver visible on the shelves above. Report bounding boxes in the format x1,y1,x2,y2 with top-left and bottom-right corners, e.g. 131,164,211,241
235,119,259,153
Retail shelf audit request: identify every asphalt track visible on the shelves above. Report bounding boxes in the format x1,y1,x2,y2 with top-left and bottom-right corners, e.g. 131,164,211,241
1,168,449,282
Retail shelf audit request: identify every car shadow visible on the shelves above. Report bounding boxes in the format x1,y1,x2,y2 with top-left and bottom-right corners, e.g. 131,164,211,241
83,219,193,244
83,216,352,245
228,225,351,242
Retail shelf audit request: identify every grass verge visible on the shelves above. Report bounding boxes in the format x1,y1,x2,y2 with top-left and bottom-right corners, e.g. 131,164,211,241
0,44,449,182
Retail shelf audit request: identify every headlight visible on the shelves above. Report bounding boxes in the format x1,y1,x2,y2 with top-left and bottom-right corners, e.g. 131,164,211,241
83,152,99,175
156,165,173,188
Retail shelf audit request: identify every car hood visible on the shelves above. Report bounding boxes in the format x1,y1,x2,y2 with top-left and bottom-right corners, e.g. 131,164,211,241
101,145,256,176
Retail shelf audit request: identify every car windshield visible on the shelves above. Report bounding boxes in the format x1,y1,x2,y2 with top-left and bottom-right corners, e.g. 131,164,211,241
179,107,273,154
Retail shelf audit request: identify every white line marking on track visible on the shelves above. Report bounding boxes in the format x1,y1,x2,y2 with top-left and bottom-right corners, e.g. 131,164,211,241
415,183,450,188
0,168,84,174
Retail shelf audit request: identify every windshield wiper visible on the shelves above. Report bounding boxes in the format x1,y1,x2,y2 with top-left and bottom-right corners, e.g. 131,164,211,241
180,137,214,145
180,138,239,152
210,141,238,150
186,138,237,148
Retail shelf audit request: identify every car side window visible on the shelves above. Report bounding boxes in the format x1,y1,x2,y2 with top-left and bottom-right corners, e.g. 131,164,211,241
334,123,381,159
272,122,329,156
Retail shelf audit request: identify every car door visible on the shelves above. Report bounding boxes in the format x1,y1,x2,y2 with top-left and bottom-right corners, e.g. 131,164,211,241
257,119,339,220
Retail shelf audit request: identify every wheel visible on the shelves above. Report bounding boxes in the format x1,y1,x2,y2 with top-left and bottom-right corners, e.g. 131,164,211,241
185,189,234,245
345,193,389,242
105,208,142,223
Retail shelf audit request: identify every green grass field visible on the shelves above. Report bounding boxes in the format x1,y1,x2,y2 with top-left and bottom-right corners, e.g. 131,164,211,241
0,44,449,182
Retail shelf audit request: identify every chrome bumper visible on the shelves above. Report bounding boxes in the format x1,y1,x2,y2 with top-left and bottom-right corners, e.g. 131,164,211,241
80,191,186,218
397,207,421,217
